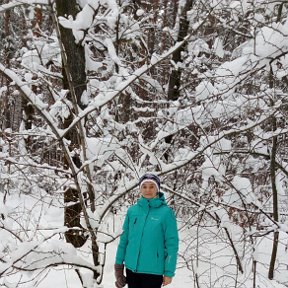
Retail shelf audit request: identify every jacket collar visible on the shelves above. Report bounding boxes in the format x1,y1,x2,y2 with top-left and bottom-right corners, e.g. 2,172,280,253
137,192,166,209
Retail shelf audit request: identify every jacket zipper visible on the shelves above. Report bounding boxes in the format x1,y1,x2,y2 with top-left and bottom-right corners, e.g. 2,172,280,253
134,202,150,272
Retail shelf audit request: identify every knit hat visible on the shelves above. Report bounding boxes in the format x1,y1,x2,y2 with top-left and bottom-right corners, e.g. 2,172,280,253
139,173,161,192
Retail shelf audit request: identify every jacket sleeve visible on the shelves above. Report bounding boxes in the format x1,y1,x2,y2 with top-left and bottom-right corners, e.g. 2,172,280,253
115,210,130,264
164,208,179,277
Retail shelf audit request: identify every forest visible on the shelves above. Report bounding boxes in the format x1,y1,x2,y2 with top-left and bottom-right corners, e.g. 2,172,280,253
1,0,288,287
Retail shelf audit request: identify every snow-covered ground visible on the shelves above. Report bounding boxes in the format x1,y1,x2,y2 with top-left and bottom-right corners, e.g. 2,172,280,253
36,239,191,288
1,192,192,288
1,192,288,288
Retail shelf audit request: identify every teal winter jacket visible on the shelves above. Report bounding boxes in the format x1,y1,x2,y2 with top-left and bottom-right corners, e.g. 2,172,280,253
115,192,179,277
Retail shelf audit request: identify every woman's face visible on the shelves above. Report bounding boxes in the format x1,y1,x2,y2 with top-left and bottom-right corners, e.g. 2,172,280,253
140,181,158,199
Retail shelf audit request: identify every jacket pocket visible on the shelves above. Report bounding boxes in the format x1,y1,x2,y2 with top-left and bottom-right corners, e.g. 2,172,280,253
128,216,138,240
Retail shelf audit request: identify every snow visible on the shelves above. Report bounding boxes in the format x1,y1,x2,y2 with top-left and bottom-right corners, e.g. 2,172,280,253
0,189,192,288
0,65,50,118
136,9,144,17
0,0,48,12
212,37,225,58
2,0,288,287
195,80,215,102
59,3,97,43
0,86,7,97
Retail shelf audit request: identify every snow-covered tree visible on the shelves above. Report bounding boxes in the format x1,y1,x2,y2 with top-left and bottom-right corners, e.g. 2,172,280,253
1,0,288,287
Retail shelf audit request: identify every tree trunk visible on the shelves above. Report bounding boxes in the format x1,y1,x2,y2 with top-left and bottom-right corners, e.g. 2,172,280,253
55,1,101,282
268,115,279,279
164,0,194,160
268,66,279,279
55,0,86,109
55,0,88,248
167,0,193,101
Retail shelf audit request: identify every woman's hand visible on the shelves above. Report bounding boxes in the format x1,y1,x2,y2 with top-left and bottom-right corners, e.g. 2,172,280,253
114,264,126,288
163,276,172,286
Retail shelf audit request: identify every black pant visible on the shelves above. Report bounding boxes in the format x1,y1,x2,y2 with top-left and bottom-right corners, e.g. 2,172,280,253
126,268,163,288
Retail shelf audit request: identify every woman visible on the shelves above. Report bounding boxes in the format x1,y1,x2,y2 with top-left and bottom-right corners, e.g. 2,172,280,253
114,173,179,288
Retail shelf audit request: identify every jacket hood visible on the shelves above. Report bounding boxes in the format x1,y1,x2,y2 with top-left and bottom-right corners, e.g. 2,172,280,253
137,192,166,208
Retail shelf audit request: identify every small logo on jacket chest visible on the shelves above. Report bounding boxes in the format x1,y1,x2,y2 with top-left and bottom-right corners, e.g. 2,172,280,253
151,217,159,221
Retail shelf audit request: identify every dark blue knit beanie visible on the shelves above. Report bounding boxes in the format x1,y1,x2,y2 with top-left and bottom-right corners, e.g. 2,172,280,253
139,173,160,192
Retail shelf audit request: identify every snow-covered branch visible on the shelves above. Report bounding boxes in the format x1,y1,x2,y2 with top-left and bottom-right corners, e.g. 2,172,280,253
0,64,60,137
0,0,48,13
59,35,191,140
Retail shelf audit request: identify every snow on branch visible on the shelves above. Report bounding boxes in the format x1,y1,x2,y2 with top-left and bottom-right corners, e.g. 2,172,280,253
59,35,191,140
1,156,72,175
160,106,282,174
0,231,100,277
0,63,62,140
0,0,48,13
96,103,282,223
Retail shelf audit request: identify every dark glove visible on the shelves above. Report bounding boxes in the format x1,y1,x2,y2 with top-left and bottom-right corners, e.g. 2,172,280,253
114,264,126,288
